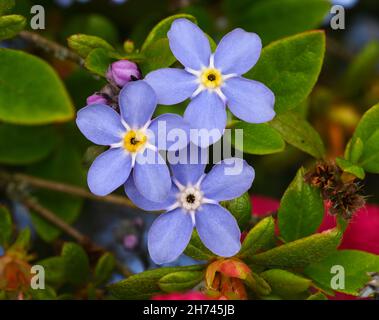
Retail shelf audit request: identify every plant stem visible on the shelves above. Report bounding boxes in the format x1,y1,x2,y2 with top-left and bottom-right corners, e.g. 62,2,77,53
18,30,84,66
21,195,132,277
0,171,136,208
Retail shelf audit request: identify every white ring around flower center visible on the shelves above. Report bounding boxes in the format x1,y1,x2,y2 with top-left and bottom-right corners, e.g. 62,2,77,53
178,185,203,212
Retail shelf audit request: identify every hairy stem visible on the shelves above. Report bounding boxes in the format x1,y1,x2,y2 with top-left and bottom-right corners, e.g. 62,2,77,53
18,30,84,66
0,171,136,208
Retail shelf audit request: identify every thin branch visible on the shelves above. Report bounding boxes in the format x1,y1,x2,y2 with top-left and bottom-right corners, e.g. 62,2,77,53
21,195,132,277
1,171,136,208
18,30,84,66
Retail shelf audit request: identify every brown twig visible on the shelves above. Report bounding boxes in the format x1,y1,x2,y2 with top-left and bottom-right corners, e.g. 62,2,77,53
0,171,136,209
18,30,84,66
21,195,132,277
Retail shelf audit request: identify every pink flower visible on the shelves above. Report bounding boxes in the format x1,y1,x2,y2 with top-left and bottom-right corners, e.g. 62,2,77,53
106,60,141,87
152,291,209,300
86,93,107,105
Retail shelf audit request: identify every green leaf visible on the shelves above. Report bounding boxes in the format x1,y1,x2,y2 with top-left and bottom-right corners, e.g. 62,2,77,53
336,157,365,180
304,250,379,296
0,124,58,165
269,111,325,158
246,31,325,114
61,242,90,286
224,0,329,45
38,257,67,286
0,0,15,16
260,269,312,298
108,265,203,300
246,272,272,297
307,292,327,300
220,192,252,230
94,253,116,286
229,122,285,155
250,229,342,269
0,49,74,125
184,230,216,261
278,168,324,242
67,34,115,58
28,143,85,242
342,41,379,97
141,14,196,52
84,48,114,77
239,216,276,259
158,270,204,293
345,137,364,164
0,205,12,246
9,228,31,252
29,286,57,300
0,15,25,40
139,38,176,75
345,103,379,173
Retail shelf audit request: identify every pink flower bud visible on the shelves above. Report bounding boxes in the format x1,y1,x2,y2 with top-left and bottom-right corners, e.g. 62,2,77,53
86,94,107,106
106,60,141,87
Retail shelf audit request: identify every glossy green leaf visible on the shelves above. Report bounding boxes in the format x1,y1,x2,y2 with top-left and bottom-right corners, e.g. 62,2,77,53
0,49,74,125
278,168,324,242
345,103,379,173
0,15,25,40
229,122,285,155
158,270,204,293
336,157,365,180
0,206,12,246
307,292,328,300
61,242,90,286
184,230,216,261
246,31,325,114
139,38,176,75
38,257,67,286
269,111,325,158
261,269,312,298
28,143,85,242
67,34,115,58
0,0,15,16
305,250,379,296
84,48,114,77
250,229,342,268
224,0,330,45
0,124,57,165
94,253,116,286
108,265,204,300
220,192,252,230
30,286,57,300
239,216,276,259
141,14,196,52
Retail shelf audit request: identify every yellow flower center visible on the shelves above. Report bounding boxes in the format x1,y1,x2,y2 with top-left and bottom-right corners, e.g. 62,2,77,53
123,130,147,153
200,68,223,89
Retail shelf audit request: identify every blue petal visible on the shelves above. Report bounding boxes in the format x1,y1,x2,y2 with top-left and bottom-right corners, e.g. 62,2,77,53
76,104,125,145
118,81,157,128
201,159,255,201
148,113,190,151
124,175,178,211
133,150,171,202
168,143,207,186
214,28,262,75
184,91,226,148
223,77,275,123
87,148,132,196
148,208,193,264
145,68,197,105
195,204,241,257
168,18,211,70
